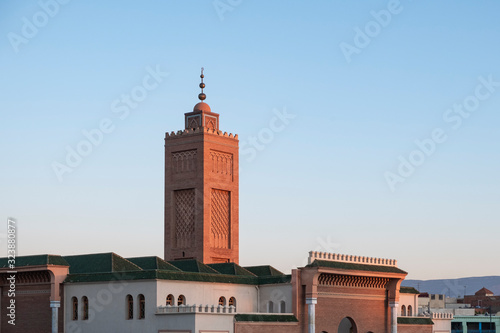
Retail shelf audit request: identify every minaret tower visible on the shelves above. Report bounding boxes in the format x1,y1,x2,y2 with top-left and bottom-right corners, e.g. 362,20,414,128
164,69,239,264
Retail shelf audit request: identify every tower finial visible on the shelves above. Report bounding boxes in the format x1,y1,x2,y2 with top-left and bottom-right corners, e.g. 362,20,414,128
198,67,206,102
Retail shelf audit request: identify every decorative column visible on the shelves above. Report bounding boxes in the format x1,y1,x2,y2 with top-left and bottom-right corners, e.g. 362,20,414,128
50,301,60,333
306,297,317,333
389,301,398,333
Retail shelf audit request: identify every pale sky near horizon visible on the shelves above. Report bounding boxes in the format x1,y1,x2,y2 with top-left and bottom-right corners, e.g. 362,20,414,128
1,1,499,280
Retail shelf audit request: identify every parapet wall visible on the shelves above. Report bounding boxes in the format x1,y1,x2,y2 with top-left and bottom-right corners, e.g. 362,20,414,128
431,312,454,319
165,126,238,140
308,251,398,267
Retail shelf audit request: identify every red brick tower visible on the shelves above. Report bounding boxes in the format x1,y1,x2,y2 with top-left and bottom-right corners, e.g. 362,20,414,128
164,69,239,264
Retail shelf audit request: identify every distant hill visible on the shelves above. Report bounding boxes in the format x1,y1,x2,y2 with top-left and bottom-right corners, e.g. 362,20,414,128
402,276,500,298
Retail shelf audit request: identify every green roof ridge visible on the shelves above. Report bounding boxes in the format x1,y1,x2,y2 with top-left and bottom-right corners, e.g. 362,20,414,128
397,317,433,325
64,252,141,274
0,254,69,268
208,263,257,277
244,265,285,277
400,286,420,294
168,259,221,274
234,314,298,322
127,256,181,271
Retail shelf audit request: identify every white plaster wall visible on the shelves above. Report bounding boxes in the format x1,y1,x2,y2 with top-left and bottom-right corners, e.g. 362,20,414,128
64,279,291,332
258,283,293,313
156,279,258,312
195,313,234,333
432,318,451,333
398,293,418,316
65,279,162,333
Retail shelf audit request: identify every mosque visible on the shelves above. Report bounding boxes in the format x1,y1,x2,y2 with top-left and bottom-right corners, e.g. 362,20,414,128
0,71,448,333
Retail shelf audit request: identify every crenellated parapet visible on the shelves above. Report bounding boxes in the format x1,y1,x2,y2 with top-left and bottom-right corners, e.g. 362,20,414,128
308,251,398,267
165,126,238,141
157,304,237,314
431,312,454,319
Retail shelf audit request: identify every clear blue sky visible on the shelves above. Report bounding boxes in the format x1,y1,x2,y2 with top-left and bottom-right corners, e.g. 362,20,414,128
1,1,499,279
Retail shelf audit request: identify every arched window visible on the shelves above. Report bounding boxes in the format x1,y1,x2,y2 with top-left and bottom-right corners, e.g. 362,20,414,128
71,297,78,320
138,294,145,319
229,296,236,309
280,300,286,313
401,305,407,316
338,317,357,333
82,296,89,320
408,305,413,316
126,295,134,319
166,294,174,306
177,294,185,306
267,301,274,313
219,296,226,306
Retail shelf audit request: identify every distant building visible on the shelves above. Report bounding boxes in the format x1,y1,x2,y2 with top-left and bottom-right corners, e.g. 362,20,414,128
462,287,500,314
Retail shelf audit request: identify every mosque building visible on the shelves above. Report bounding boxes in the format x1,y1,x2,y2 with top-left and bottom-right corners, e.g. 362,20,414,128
0,71,444,333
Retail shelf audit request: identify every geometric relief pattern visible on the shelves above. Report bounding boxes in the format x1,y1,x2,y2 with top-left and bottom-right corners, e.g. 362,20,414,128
0,271,51,285
204,115,218,130
210,151,232,176
210,189,230,249
174,189,195,248
318,274,389,289
172,149,197,174
186,115,201,129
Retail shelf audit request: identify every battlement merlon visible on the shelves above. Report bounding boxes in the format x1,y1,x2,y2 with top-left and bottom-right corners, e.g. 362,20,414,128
308,251,398,267
165,126,238,141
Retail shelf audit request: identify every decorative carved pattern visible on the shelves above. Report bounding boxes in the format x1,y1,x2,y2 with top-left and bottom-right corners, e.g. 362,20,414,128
174,189,195,248
318,273,389,289
206,118,216,129
187,115,201,129
210,151,232,176
210,189,230,249
0,271,51,285
172,150,197,174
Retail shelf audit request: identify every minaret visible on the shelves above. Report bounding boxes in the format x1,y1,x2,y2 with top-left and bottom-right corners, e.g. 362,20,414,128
164,69,239,264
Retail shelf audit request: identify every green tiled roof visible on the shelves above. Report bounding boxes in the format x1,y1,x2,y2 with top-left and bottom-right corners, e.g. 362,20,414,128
400,286,420,294
168,259,220,274
0,254,69,268
208,263,257,277
398,317,433,325
244,265,285,277
64,253,141,274
0,252,291,286
127,256,181,272
308,260,407,274
65,268,291,285
234,314,299,322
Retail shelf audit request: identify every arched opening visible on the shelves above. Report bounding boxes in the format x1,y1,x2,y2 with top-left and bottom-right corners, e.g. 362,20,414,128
338,317,357,333
166,294,174,306
126,294,134,319
71,297,78,320
267,301,274,313
229,296,236,309
82,296,89,320
280,300,286,313
219,296,226,306
177,294,186,306
408,305,413,316
401,305,407,316
138,294,145,319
